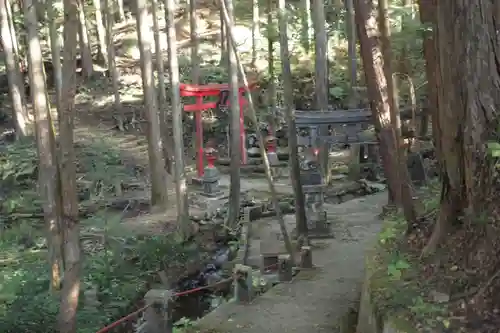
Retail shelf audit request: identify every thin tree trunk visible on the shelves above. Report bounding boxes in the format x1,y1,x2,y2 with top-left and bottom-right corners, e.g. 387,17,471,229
220,0,295,263
58,0,81,328
77,0,93,77
219,6,226,63
345,0,356,88
46,0,62,106
300,0,311,54
115,0,124,22
104,0,122,126
189,0,199,83
93,0,108,66
136,0,169,211
24,0,63,293
165,0,190,238
277,0,308,242
224,0,241,228
267,0,276,130
417,0,437,143
378,0,417,224
0,0,30,137
251,0,259,66
152,0,173,175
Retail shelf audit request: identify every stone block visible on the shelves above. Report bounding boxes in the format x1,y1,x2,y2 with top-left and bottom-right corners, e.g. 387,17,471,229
278,254,293,282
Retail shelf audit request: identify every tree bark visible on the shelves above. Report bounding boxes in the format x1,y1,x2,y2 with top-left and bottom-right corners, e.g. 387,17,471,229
417,0,438,152
47,0,63,107
93,0,108,66
0,0,30,137
220,0,296,263
225,0,241,228
354,0,406,211
278,0,308,241
189,0,199,83
58,0,82,329
345,0,356,88
423,0,500,254
267,0,276,128
24,0,63,293
77,0,93,78
377,0,417,225
104,0,123,130
152,0,173,175
165,0,190,238
251,0,259,66
136,0,169,211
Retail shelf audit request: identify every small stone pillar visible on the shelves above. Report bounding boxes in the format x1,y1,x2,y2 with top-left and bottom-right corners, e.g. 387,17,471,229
278,254,293,282
265,135,279,166
265,135,282,178
233,264,254,303
300,246,313,269
202,147,221,196
144,289,173,333
303,185,332,239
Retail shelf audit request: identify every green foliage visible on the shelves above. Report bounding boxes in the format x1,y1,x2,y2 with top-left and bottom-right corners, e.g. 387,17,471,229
369,211,449,331
0,220,192,333
0,138,197,332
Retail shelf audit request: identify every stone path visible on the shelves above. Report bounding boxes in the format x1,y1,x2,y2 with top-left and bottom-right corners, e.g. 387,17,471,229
194,191,387,333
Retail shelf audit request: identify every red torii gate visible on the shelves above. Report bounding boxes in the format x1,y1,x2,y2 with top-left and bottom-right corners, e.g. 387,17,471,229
180,82,257,177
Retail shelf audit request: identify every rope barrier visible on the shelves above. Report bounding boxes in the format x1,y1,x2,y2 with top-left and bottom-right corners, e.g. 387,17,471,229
94,276,233,333
95,262,281,333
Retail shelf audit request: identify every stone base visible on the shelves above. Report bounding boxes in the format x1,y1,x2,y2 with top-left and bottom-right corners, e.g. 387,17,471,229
199,189,224,198
191,177,203,186
292,221,334,240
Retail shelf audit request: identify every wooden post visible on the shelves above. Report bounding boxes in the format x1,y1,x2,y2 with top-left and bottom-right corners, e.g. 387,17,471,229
233,264,253,303
300,245,313,269
144,289,173,333
278,254,293,282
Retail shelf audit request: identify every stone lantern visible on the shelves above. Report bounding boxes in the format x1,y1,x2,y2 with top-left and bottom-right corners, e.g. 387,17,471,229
202,147,220,196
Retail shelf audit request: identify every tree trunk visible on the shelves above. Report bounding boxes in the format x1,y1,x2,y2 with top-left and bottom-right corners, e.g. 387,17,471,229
220,0,296,263
219,6,226,63
165,0,190,238
251,0,259,66
189,0,199,83
104,0,122,130
77,0,93,78
267,0,276,128
354,0,405,209
345,0,356,88
278,0,308,242
300,0,311,54
0,0,30,137
377,0,417,225
47,0,63,107
312,0,329,184
152,0,173,175
312,0,328,111
114,0,125,22
58,0,81,329
24,0,63,293
423,0,499,255
225,0,241,228
417,0,438,146
93,0,108,66
136,0,169,211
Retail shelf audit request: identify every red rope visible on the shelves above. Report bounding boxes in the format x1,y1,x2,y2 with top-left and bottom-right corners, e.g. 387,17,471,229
94,277,233,333
95,304,150,333
95,263,280,333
